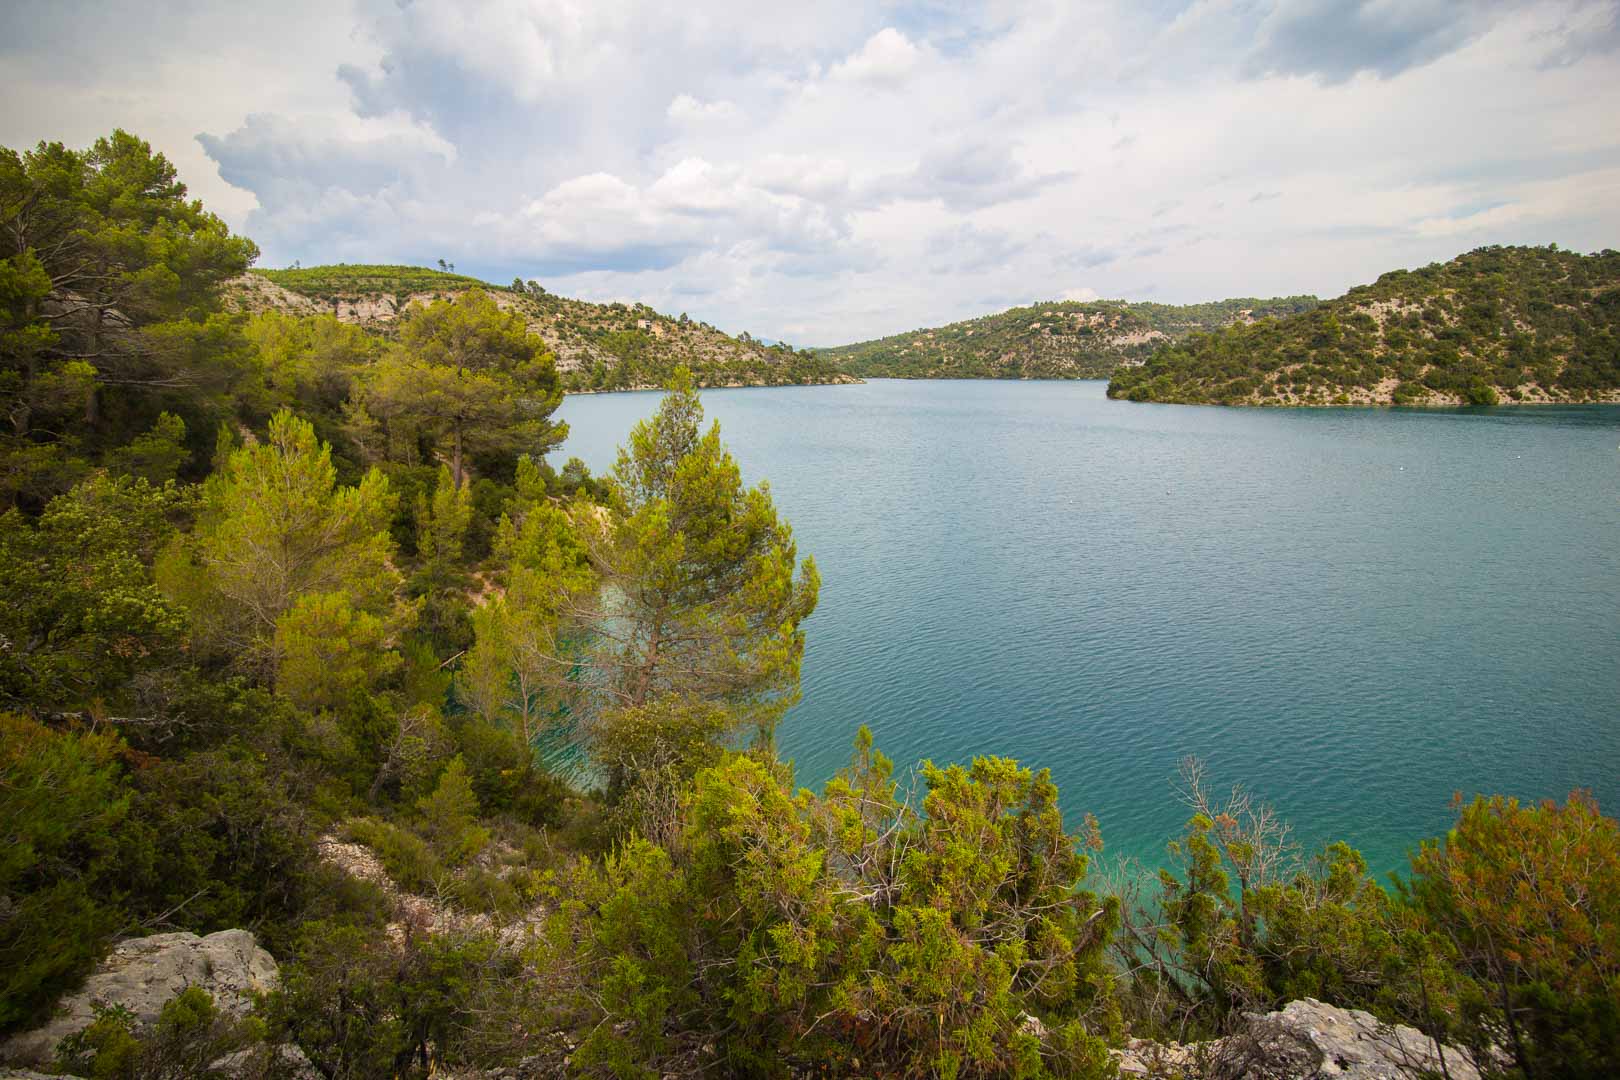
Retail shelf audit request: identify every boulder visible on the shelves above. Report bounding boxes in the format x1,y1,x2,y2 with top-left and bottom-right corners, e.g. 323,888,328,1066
1,930,279,1067
1114,998,1481,1080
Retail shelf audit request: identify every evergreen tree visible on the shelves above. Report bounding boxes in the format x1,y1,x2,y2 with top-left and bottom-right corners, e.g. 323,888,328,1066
164,408,401,668
352,290,565,489
583,367,820,744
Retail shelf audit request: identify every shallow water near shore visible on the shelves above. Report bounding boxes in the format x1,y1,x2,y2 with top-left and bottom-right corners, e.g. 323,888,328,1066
554,379,1620,878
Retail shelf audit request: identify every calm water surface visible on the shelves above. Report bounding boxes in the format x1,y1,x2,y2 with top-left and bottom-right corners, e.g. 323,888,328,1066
555,380,1620,877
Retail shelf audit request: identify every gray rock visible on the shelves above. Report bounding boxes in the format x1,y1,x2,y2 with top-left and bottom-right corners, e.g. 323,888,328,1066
211,1041,322,1080
1115,998,1481,1080
0,930,280,1067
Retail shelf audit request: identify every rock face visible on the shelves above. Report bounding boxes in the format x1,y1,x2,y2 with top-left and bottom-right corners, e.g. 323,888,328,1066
0,930,279,1067
1115,998,1481,1080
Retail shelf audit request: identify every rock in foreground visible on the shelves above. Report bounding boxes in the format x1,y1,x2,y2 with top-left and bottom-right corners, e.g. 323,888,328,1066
1,930,278,1066
1115,998,1481,1079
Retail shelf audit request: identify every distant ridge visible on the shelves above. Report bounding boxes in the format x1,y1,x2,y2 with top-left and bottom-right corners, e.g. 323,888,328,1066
816,296,1318,380
1107,245,1620,406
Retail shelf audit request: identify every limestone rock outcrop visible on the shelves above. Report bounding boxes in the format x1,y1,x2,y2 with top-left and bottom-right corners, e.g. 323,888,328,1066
1,930,278,1067
1114,998,1481,1080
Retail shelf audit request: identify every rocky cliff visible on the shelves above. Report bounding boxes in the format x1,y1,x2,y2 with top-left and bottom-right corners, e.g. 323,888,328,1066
225,266,856,392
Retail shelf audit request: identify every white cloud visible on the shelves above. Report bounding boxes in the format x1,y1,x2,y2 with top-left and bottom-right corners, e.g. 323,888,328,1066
828,28,923,85
1061,286,1101,302
668,94,742,123
5,0,1618,344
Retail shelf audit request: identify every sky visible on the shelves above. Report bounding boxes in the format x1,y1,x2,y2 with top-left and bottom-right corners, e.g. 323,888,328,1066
3,0,1619,346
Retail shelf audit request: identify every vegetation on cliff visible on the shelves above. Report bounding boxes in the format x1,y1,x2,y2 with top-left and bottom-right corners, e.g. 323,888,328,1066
819,296,1318,379
1107,245,1620,405
234,264,853,393
3,131,1618,1079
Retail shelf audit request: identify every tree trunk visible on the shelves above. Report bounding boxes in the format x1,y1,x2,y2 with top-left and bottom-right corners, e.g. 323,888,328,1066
451,418,465,490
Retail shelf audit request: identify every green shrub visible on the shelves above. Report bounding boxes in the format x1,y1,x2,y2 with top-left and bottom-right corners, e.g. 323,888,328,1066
342,817,444,894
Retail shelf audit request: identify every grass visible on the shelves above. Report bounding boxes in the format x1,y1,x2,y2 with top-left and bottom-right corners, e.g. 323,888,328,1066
252,264,497,298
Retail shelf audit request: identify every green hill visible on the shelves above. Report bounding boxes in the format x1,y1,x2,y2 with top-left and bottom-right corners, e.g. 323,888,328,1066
817,296,1318,379
231,265,855,392
1107,245,1620,406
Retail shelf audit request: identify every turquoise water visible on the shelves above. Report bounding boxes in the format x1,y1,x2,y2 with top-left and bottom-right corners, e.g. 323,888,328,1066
554,380,1620,877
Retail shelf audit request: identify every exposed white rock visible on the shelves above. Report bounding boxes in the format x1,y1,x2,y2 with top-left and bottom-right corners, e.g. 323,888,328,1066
1113,998,1481,1080
1,930,278,1067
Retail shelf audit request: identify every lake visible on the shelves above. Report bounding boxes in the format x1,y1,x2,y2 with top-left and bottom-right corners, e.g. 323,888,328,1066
554,379,1620,878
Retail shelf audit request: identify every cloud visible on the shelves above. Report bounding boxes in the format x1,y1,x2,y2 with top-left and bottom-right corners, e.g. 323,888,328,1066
668,95,743,123
6,0,1618,344
871,140,1074,211
924,223,1024,273
505,157,863,276
1061,286,1101,301
1244,0,1500,83
829,27,923,85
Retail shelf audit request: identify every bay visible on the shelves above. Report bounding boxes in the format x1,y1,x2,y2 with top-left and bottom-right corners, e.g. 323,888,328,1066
554,379,1620,877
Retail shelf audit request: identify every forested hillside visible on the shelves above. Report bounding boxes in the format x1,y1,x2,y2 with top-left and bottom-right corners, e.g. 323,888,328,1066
4,131,1618,1080
228,265,853,393
819,296,1318,379
1108,245,1620,405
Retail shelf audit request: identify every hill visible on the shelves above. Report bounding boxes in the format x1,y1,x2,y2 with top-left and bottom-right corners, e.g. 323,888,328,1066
817,296,1319,379
228,265,856,392
1107,245,1620,406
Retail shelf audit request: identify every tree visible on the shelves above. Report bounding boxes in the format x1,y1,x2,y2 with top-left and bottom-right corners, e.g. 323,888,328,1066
274,591,402,712
0,130,257,446
243,311,377,416
1404,792,1620,1078
463,461,592,754
572,368,819,745
165,407,400,668
548,730,1119,1078
0,473,190,713
353,290,565,489
0,712,131,1030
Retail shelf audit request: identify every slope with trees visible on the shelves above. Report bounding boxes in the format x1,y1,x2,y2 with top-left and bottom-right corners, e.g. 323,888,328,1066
1108,245,1620,405
228,266,857,393
818,296,1319,380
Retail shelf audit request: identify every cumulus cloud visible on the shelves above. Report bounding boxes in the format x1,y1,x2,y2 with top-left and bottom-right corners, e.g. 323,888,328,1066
829,28,924,85
5,0,1618,344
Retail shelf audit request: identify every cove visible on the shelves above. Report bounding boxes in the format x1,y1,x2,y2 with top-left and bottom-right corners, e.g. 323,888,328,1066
554,378,1620,878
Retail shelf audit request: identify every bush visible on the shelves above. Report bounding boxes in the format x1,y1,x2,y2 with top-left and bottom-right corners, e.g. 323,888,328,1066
0,713,130,1031
1404,792,1620,1078
342,817,444,895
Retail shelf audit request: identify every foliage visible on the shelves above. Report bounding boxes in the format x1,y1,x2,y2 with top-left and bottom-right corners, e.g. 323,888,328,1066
234,264,849,393
350,289,566,490
820,296,1318,380
1404,792,1620,1078
584,368,820,744
0,473,191,712
547,729,1120,1078
243,309,379,417
270,918,518,1079
54,987,270,1080
1108,245,1620,405
416,756,491,867
0,713,129,1030
253,263,489,297
167,407,401,668
0,130,258,507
